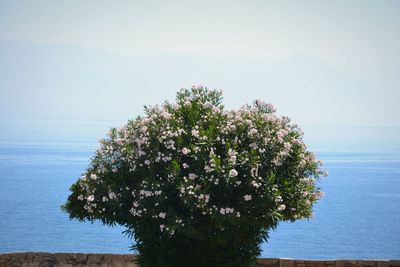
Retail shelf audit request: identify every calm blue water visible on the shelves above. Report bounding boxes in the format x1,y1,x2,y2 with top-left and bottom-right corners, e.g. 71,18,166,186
0,136,399,259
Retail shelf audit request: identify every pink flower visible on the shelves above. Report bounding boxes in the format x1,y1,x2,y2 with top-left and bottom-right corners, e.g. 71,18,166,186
115,138,124,145
188,173,197,180
191,129,199,138
229,169,238,177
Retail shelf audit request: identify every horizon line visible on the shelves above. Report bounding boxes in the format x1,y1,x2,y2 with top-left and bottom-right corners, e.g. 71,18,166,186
1,116,400,130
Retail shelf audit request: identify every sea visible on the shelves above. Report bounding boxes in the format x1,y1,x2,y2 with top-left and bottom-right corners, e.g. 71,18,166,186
0,118,399,260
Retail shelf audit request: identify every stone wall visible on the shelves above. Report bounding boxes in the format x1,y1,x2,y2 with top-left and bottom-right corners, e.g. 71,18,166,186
0,253,399,267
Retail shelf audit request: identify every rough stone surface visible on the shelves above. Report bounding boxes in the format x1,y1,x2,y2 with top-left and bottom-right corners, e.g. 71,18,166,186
0,253,398,267
258,258,280,267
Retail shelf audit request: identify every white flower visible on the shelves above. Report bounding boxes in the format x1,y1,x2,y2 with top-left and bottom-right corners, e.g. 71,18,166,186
90,174,97,180
225,207,234,213
159,212,166,219
249,128,258,135
277,204,286,211
220,208,226,215
160,224,165,231
229,169,238,177
87,195,94,202
182,163,189,169
228,149,237,163
144,160,151,165
243,195,252,201
182,147,190,155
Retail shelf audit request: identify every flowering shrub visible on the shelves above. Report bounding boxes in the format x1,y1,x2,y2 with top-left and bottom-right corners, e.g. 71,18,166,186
63,87,326,267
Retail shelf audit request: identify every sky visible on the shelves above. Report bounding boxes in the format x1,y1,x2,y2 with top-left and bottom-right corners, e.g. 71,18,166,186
1,0,399,78
0,0,399,149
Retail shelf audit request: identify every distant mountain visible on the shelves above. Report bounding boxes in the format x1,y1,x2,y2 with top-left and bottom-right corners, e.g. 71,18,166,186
0,40,398,127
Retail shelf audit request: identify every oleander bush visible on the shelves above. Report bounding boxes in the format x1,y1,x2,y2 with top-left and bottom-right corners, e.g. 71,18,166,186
63,87,326,267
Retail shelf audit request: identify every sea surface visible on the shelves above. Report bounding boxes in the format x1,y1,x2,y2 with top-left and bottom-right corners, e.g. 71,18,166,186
0,121,399,259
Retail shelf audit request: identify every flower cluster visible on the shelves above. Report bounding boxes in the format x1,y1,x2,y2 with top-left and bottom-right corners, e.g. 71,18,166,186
64,87,325,264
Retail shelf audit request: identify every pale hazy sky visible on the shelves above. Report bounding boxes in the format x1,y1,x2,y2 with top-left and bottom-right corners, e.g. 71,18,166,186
0,0,399,131
1,0,399,78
